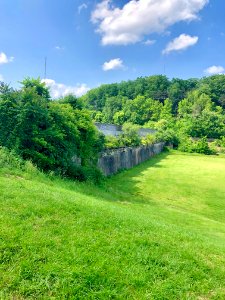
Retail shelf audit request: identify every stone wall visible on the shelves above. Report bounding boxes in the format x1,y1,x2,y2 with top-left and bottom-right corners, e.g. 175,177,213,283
98,142,164,176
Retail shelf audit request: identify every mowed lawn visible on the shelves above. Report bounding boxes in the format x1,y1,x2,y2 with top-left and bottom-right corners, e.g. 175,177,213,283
1,151,225,299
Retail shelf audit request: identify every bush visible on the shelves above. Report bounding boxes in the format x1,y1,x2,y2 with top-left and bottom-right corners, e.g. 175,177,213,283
66,164,104,184
178,137,216,155
104,123,142,149
214,137,225,147
0,146,40,175
121,122,141,146
194,137,215,155
156,129,179,147
0,147,24,170
141,134,156,146
177,136,194,153
211,137,225,154
0,78,105,182
105,135,121,149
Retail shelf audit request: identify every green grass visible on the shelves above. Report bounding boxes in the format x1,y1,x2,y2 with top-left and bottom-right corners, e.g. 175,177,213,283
1,150,225,299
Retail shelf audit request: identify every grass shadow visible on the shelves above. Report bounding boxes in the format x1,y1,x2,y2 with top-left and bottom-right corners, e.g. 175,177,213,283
102,150,171,205
2,150,171,207
60,150,171,206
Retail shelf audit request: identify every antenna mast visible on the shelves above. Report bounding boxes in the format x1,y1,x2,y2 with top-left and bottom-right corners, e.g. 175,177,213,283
44,57,47,79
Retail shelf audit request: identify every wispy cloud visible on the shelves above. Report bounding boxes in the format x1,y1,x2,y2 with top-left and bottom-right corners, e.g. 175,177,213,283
204,65,224,75
162,34,198,54
91,0,208,46
143,39,156,46
0,52,14,64
78,3,88,14
55,46,65,51
42,79,90,98
0,74,4,81
102,58,124,71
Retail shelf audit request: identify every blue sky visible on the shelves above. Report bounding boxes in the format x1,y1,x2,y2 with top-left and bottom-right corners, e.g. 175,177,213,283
0,0,224,97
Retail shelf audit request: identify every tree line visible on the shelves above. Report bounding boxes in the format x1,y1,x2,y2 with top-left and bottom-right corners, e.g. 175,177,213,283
81,74,225,154
0,74,225,182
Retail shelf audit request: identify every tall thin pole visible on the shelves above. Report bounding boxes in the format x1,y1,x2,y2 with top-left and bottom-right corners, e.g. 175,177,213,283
163,57,166,75
44,57,47,79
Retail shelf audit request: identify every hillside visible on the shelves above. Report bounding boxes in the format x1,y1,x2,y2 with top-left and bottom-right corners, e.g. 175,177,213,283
1,150,225,299
80,75,225,146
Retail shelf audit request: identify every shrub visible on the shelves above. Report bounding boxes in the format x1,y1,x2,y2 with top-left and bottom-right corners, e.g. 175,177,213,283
104,135,120,149
214,137,225,147
178,137,216,155
0,146,40,175
66,164,104,184
0,147,24,170
156,129,179,147
120,123,141,146
211,137,225,154
0,78,105,182
193,137,215,155
141,134,156,146
177,136,194,153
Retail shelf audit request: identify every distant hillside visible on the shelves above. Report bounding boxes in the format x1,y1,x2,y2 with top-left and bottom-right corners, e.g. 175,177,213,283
81,74,225,112
80,75,225,143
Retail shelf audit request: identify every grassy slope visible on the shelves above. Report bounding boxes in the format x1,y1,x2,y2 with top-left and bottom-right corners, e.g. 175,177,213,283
1,151,225,299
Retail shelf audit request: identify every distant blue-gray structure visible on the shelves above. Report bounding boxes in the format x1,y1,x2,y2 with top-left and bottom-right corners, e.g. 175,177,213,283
95,123,157,137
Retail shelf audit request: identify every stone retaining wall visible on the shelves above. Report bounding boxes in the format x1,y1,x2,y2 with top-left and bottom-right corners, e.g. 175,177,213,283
98,142,164,176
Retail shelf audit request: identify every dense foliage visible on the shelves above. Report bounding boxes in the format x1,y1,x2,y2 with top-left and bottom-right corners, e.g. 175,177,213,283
0,79,104,182
82,74,225,154
1,74,225,174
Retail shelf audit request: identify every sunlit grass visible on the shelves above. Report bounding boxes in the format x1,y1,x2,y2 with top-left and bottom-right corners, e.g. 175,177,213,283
1,150,225,299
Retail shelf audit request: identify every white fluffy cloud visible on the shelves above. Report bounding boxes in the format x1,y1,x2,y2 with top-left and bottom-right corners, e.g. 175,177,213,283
162,34,198,54
91,0,208,45
204,65,224,75
102,58,124,71
42,79,90,98
0,52,14,64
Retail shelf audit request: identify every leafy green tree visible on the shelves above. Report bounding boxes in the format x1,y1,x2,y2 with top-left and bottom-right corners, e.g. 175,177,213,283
113,111,126,125
168,78,198,112
200,75,225,108
124,96,163,125
59,94,84,110
160,98,173,121
178,90,213,117
0,78,104,178
144,75,170,102
102,96,127,123
190,110,225,138
21,77,50,100
178,90,225,138
0,87,19,148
